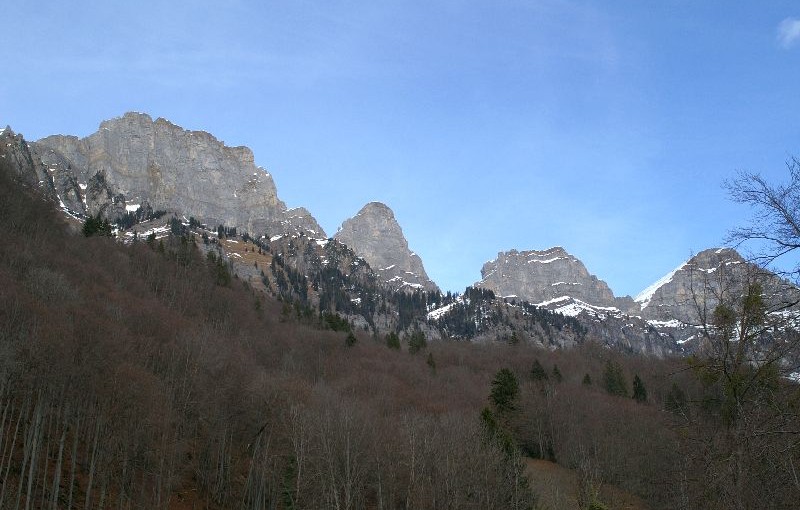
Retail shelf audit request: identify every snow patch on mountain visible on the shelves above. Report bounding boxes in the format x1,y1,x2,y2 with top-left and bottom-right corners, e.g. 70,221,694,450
427,302,458,320
635,261,686,309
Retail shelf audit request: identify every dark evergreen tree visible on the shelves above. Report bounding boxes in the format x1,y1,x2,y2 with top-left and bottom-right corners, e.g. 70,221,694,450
408,330,427,354
170,217,183,235
322,312,351,332
632,375,647,402
345,332,357,347
582,373,592,386
490,368,519,415
426,352,436,372
82,214,113,237
207,251,231,286
479,407,514,456
552,364,563,383
531,359,549,382
603,360,628,397
665,382,687,413
385,331,401,350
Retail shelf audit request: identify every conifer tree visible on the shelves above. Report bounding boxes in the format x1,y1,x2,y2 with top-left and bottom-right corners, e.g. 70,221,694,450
552,364,563,383
603,360,628,397
530,359,548,382
408,330,427,354
82,214,113,237
490,368,519,415
632,375,647,403
665,383,687,413
385,331,401,350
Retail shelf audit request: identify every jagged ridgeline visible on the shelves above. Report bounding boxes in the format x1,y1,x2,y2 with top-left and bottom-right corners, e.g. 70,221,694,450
232,231,590,347
3,114,800,509
25,112,324,236
0,115,601,349
5,113,798,358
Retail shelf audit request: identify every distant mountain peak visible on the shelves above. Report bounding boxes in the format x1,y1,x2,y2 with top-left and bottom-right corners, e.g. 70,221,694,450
477,247,637,313
334,202,439,292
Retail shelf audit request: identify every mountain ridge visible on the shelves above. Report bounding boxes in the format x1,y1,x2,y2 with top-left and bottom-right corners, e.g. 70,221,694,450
34,111,325,238
6,112,800,354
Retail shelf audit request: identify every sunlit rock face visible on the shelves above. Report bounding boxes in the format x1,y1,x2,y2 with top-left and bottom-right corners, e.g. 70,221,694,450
334,202,439,293
635,248,799,325
34,112,325,237
477,247,635,312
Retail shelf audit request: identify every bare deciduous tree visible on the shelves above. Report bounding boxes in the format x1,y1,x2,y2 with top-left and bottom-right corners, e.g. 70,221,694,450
726,157,800,288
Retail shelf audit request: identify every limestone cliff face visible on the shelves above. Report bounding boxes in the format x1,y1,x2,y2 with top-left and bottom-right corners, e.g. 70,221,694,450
333,202,439,292
33,112,324,237
477,247,636,312
636,248,799,324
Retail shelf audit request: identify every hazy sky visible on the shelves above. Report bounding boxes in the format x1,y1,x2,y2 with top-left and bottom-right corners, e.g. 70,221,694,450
3,1,799,296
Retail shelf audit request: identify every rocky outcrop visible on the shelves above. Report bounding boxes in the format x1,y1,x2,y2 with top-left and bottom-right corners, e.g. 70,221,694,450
333,202,439,292
477,247,636,312
32,112,325,237
1,127,52,192
636,247,799,325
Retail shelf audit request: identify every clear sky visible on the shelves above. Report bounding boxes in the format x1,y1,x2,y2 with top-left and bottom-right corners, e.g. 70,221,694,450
2,1,799,296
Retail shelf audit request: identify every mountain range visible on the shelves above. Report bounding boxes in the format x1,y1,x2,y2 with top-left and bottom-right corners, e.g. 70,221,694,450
3,112,797,356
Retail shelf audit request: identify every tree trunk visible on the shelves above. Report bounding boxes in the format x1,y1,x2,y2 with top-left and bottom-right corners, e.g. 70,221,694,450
0,400,28,508
67,410,82,510
23,397,45,510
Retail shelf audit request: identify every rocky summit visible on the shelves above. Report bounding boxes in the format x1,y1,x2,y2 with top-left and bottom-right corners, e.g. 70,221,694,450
32,112,325,237
334,202,439,292
636,247,800,325
477,247,637,313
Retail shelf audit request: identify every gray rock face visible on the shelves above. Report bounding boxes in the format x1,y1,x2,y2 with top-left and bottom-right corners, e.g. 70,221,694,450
0,127,86,216
636,247,799,325
33,112,325,237
1,128,51,192
477,247,635,311
333,202,439,292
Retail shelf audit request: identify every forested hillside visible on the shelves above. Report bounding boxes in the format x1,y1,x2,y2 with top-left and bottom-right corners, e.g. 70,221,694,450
1,163,799,509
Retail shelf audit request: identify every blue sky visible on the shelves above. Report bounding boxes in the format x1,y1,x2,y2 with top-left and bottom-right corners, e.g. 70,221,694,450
2,1,800,296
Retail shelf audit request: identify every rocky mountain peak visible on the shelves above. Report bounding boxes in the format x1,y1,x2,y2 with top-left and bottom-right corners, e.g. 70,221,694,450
32,112,325,237
635,247,799,325
333,202,439,292
477,247,636,313
635,248,744,319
